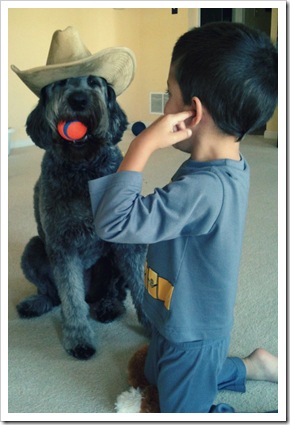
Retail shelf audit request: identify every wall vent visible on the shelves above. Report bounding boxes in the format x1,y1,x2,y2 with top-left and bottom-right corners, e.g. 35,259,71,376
150,92,169,114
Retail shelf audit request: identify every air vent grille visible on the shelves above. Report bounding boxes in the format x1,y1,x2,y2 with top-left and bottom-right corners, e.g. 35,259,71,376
150,92,169,114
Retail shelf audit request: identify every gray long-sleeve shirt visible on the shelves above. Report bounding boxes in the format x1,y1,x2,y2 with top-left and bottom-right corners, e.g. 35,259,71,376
89,156,250,343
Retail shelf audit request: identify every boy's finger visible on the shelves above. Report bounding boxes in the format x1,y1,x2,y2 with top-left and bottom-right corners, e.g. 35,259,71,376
174,111,194,121
166,111,193,126
171,128,192,143
169,111,193,132
175,121,186,131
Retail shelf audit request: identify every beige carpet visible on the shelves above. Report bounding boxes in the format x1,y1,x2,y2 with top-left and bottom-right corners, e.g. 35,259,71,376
6,130,280,418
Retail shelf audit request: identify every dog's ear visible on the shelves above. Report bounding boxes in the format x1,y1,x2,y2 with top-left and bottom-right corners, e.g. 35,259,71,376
106,85,128,145
26,89,52,150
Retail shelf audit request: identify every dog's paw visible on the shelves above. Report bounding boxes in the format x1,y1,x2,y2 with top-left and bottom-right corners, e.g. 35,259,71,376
17,294,54,318
63,324,96,360
68,344,96,360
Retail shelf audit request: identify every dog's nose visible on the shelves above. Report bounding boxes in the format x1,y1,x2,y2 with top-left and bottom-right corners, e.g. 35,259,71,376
68,92,88,111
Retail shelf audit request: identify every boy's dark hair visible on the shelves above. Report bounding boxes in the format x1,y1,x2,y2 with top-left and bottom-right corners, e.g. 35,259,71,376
171,22,278,140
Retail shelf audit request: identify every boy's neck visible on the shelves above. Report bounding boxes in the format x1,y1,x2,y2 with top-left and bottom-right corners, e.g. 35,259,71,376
190,133,241,162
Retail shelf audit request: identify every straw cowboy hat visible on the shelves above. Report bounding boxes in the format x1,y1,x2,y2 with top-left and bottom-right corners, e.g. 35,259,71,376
11,26,136,97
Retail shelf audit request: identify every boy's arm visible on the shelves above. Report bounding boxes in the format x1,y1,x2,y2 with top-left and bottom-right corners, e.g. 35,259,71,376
89,170,223,244
89,111,196,244
118,112,192,173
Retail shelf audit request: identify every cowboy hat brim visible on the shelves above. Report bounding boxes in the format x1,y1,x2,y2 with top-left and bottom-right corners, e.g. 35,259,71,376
11,47,136,97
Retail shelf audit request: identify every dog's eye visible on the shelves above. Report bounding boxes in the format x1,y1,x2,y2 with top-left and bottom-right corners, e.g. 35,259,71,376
57,80,67,87
87,76,100,88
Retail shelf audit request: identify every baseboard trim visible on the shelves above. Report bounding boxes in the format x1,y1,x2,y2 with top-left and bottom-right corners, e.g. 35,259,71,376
264,130,278,140
10,138,34,149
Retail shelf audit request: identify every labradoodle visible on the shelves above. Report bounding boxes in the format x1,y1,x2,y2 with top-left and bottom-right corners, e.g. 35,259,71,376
17,75,148,360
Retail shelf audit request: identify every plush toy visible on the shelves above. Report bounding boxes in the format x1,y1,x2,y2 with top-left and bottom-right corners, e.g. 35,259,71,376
115,344,160,413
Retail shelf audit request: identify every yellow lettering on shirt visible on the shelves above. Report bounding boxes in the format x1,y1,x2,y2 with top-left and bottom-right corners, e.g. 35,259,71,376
144,263,174,310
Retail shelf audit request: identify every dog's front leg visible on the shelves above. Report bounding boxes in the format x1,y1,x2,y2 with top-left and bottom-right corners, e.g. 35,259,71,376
51,254,96,360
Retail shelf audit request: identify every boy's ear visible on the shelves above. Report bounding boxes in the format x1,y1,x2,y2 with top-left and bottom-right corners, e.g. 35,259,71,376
188,96,203,127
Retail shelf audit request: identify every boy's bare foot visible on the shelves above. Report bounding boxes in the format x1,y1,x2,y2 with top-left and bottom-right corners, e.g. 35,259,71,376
242,348,278,383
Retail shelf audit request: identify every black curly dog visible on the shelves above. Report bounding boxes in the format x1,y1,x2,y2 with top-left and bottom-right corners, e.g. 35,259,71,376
17,75,148,360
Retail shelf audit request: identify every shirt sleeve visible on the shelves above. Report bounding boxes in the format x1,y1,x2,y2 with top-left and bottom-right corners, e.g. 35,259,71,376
88,170,223,244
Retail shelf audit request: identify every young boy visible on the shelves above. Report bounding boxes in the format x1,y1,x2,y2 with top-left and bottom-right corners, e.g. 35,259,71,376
89,22,278,412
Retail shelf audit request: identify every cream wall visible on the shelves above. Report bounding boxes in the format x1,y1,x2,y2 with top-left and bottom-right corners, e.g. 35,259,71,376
8,8,195,143
137,8,189,123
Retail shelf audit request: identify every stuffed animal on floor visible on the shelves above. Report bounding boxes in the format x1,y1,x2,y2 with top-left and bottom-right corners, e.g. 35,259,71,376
115,344,160,413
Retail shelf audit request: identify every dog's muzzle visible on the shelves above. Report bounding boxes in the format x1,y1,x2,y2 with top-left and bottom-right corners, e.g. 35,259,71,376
49,86,110,147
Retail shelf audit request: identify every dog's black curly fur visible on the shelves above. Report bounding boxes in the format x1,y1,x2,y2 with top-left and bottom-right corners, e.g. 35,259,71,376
18,76,149,360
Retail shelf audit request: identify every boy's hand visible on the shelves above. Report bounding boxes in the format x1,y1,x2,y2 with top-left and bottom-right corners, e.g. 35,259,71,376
118,111,193,172
137,111,193,150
